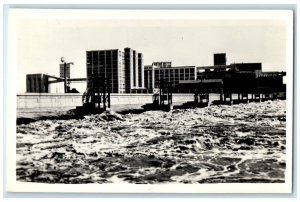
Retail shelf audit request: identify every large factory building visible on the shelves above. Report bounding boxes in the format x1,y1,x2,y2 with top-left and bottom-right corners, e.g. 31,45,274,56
26,74,66,93
191,54,285,95
26,51,285,95
144,53,285,94
86,47,145,94
143,62,197,93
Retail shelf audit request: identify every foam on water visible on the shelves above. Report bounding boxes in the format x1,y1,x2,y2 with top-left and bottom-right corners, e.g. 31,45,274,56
16,100,286,184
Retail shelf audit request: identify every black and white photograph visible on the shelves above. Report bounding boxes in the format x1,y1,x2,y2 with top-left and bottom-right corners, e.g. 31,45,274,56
5,8,293,193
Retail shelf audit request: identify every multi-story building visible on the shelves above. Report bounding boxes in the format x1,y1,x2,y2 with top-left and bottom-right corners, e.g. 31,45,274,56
197,62,263,80
193,53,286,94
143,62,197,93
154,66,197,92
87,47,144,94
86,49,125,93
145,54,266,94
197,53,262,79
152,62,172,68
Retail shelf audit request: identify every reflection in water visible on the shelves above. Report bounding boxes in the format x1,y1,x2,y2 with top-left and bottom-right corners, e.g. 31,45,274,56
16,100,286,184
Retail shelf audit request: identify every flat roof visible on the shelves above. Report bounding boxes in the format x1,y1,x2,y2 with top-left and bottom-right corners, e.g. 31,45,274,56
152,61,172,63
87,49,120,52
197,65,229,70
154,66,196,69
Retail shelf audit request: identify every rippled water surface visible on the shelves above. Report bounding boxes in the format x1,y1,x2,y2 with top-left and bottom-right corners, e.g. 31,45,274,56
16,100,286,184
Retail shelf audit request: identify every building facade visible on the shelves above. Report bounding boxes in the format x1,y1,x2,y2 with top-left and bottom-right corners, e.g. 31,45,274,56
152,62,172,68
154,66,197,92
144,62,197,93
138,53,144,88
86,49,125,93
87,47,144,94
144,65,155,92
197,54,262,80
231,63,262,73
59,63,71,78
26,74,49,93
124,48,144,92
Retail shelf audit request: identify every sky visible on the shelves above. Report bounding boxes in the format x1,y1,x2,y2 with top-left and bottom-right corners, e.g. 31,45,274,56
13,10,288,93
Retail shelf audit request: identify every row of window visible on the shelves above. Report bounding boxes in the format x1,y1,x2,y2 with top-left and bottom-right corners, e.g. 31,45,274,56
87,50,119,55
88,70,194,78
154,74,195,79
154,68,195,74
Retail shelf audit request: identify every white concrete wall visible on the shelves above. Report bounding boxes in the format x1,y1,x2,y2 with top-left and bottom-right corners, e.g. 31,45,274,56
17,93,195,110
17,93,83,109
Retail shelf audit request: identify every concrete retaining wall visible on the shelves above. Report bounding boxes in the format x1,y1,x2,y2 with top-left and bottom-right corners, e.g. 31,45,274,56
17,93,83,109
16,92,285,110
17,93,195,110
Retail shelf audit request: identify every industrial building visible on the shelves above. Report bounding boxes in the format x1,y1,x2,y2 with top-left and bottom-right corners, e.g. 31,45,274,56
143,53,285,96
152,62,172,68
26,50,285,99
197,63,262,80
26,61,85,93
177,53,286,100
196,53,263,80
26,73,78,93
59,63,71,78
123,48,145,93
138,53,144,88
154,66,197,93
86,49,125,93
86,47,145,94
144,65,155,93
26,74,50,93
144,64,197,93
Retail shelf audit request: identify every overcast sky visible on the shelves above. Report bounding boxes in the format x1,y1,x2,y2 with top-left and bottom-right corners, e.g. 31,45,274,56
13,10,288,93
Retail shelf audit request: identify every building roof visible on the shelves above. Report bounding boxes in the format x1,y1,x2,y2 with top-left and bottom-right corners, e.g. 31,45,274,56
87,49,120,52
154,66,196,69
197,65,229,70
231,63,262,71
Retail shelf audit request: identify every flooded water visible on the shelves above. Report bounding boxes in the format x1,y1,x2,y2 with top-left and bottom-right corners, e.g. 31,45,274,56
16,100,286,184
